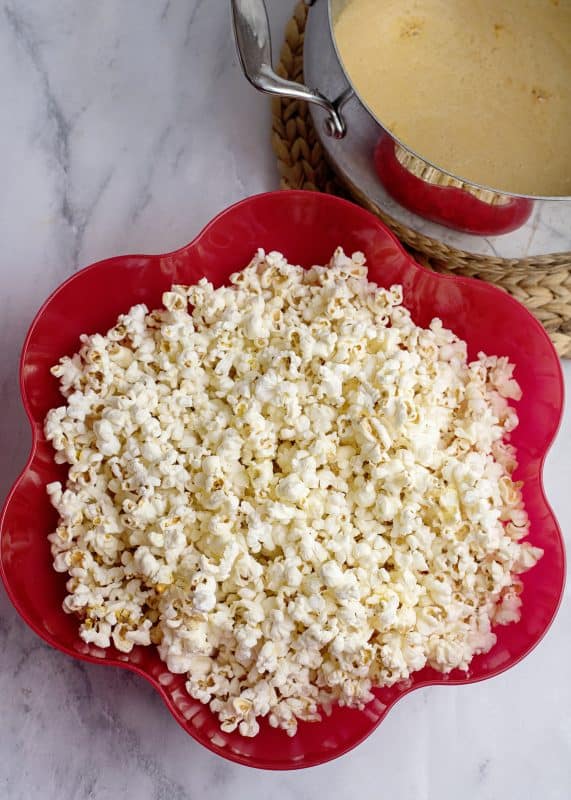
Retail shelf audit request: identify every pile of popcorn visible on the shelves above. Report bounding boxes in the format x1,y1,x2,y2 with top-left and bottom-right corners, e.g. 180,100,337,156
45,248,542,738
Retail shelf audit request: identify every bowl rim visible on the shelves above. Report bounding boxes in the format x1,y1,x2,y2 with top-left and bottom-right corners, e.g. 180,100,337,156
0,189,566,769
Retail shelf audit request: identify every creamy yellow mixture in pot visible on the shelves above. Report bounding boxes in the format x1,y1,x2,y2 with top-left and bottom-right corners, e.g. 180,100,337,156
334,0,571,195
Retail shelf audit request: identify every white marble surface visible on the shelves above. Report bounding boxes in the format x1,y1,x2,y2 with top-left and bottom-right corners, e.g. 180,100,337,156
0,2,569,798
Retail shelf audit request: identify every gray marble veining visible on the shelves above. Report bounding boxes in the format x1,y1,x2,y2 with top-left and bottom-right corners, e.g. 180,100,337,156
0,2,570,798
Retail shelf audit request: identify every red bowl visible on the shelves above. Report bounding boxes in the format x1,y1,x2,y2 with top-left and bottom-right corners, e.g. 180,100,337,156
0,190,565,770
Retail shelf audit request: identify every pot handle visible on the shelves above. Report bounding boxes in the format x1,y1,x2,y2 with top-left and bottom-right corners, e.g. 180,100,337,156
231,0,347,138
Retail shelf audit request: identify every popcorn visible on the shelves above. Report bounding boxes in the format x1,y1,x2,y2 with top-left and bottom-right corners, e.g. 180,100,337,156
45,247,541,739
275,474,309,504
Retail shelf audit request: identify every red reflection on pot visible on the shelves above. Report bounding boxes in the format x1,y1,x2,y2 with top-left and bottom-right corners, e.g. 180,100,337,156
374,136,533,236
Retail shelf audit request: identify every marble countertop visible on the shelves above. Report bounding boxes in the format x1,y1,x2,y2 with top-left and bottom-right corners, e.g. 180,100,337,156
0,2,569,798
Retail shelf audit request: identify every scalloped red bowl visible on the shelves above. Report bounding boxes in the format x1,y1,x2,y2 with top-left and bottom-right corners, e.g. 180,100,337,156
0,190,565,770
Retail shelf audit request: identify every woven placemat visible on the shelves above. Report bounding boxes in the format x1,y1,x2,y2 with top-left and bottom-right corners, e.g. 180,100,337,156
271,2,571,357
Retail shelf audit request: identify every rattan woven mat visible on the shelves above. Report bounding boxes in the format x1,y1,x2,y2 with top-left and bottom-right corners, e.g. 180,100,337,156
271,2,571,357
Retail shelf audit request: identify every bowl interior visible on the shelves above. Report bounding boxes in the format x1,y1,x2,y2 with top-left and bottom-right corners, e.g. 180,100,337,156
0,190,565,769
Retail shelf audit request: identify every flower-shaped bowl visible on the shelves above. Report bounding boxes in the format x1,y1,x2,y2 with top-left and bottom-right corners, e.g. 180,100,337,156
0,190,565,769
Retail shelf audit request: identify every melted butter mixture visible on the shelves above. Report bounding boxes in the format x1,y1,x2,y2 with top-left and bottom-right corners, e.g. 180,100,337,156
334,0,571,195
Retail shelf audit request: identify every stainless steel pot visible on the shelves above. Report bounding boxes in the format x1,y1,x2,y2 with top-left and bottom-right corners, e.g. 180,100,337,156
232,0,571,259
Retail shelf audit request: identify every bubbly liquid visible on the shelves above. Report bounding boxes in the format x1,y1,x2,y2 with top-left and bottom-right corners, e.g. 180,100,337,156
334,0,571,195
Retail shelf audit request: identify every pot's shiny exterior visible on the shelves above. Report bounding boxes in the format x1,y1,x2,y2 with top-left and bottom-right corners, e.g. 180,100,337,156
303,0,571,258
231,0,571,259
